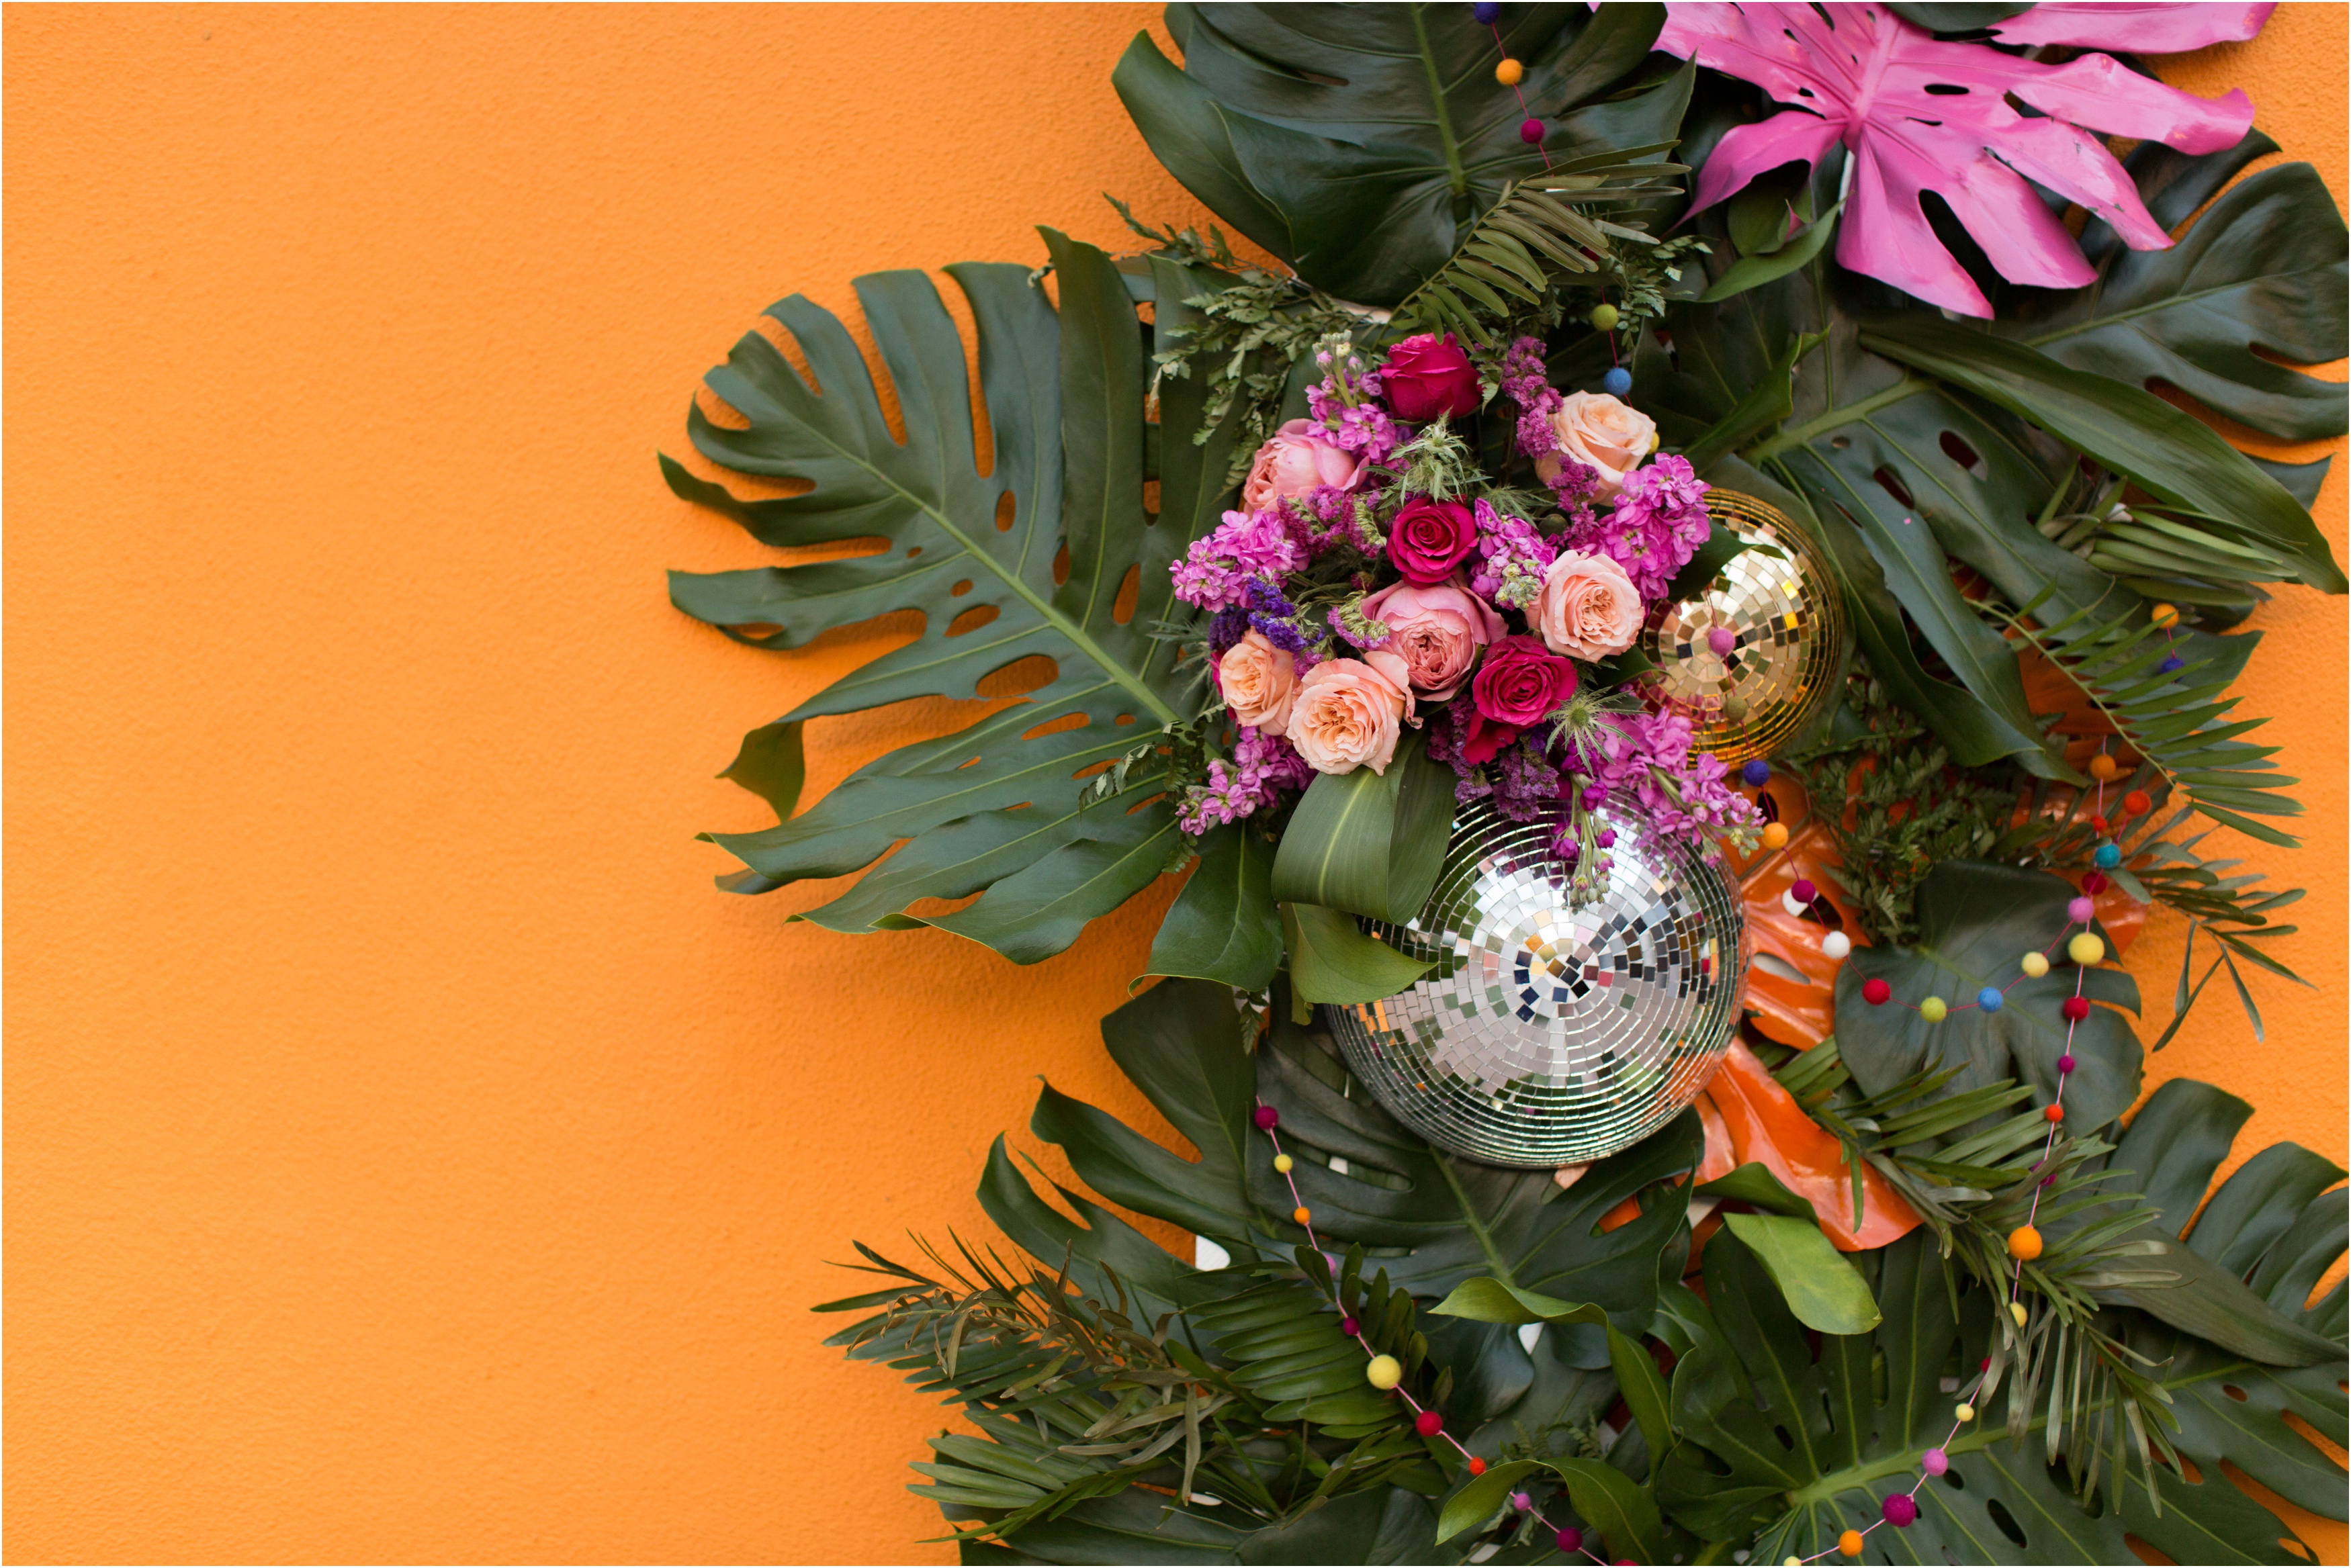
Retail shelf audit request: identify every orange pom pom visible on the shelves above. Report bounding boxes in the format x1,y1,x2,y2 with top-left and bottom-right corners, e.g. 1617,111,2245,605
2088,754,2121,781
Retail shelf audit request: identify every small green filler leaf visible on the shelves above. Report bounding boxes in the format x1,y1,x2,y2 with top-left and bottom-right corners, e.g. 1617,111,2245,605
1721,1212,1882,1334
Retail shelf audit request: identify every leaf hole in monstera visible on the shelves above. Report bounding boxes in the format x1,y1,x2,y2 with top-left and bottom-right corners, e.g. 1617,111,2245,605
1922,82,1969,96
1939,1469,1964,1491
976,655,1059,699
1116,713,1136,726
1938,430,1986,477
1773,1424,1795,1452
1073,759,1118,782
951,579,974,596
994,491,1016,533
2223,1383,2250,1401
1830,435,1851,450
1020,712,1092,742
1124,791,1167,815
1143,479,1161,519
1113,563,1143,625
947,604,1001,637
1984,1498,2029,1549
1053,540,1071,584
1753,952,1808,984
1873,466,1916,508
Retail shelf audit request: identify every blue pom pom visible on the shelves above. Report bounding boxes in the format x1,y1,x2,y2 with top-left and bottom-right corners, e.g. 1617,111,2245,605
1602,365,1633,396
2159,654,2184,674
1472,1,1501,20
1978,986,2004,1013
2093,841,2121,869
1740,759,1771,787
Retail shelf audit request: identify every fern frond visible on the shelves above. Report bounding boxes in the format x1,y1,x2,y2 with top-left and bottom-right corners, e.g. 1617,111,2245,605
1980,591,2301,848
1388,157,1683,340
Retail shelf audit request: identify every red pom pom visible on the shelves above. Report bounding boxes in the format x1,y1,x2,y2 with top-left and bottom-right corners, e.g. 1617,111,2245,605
1862,978,1892,1006
1519,117,1546,144
1415,1410,1444,1437
1253,1105,1279,1131
2045,1104,2066,1123
2061,996,2091,1021
2123,789,2152,817
2081,871,2109,894
1468,1456,1487,1476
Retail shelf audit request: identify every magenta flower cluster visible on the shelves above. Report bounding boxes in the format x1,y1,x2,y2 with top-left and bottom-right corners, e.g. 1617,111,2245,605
1468,498,1556,612
1570,453,1712,600
1176,726,1315,833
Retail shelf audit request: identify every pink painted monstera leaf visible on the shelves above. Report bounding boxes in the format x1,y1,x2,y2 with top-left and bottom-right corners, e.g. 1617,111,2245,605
1657,2,2271,315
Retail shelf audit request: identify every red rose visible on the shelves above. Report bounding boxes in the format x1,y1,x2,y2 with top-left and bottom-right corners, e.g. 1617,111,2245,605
1382,332,1481,422
1472,635,1579,727
1385,498,1476,585
1457,706,1521,767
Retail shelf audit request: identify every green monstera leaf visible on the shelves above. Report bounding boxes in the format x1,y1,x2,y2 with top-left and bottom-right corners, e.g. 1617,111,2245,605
1661,1221,2340,1565
2006,130,2351,445
666,236,1249,964
1835,861,2143,1134
1114,3,1690,304
975,980,1701,1427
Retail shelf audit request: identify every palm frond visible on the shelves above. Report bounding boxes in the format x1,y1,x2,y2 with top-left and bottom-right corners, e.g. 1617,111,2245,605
1980,590,2301,847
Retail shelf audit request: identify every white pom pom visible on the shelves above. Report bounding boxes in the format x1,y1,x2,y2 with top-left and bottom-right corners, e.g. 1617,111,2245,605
1821,931,1852,961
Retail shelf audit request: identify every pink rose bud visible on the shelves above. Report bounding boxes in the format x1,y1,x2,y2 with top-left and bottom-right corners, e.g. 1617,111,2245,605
1385,498,1478,585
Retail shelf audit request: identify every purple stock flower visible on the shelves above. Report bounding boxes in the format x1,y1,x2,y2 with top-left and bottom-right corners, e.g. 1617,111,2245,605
1170,508,1308,610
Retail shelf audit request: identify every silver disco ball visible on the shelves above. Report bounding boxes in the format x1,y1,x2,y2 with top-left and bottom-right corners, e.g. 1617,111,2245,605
1323,797,1748,1168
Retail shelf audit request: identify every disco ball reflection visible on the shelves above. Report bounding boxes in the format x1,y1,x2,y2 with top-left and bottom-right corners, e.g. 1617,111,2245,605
1323,797,1748,1168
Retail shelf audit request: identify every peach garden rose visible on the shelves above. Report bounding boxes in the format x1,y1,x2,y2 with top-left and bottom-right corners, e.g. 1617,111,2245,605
1241,419,1366,512
1537,549,1644,661
1545,391,1658,498
1214,629,1298,735
1286,651,1415,775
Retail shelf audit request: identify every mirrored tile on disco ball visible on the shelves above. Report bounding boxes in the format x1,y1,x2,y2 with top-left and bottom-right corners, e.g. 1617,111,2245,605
1325,796,1748,1168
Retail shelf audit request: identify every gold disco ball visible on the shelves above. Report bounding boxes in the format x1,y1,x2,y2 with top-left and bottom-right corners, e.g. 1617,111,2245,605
1636,490,1846,764
1322,796,1748,1169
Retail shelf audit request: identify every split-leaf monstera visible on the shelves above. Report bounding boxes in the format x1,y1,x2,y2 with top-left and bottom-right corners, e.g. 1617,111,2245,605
666,235,1243,964
1114,3,1691,304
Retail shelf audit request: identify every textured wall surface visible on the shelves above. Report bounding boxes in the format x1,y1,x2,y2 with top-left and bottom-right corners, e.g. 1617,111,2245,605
5,5,2344,1562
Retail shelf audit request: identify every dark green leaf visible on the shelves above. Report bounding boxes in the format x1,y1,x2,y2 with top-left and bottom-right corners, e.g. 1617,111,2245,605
1837,862,2143,1133
1114,3,1689,304
718,720,805,822
1281,903,1435,1005
1550,1457,1666,1562
1697,203,1838,303
1147,825,1283,990
1270,731,1456,921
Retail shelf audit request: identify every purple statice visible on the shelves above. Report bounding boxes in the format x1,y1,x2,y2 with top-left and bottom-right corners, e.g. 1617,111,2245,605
1170,507,1308,611
1489,735,1568,823
1591,454,1712,602
1468,498,1558,612
1176,726,1314,834
1207,606,1251,659
1241,578,1311,654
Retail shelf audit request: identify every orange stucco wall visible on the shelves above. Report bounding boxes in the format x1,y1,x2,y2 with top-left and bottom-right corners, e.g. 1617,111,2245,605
5,5,2344,1562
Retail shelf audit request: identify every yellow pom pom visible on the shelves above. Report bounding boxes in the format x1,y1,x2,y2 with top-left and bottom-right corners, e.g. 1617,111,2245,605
1919,995,1948,1023
2008,1224,2043,1261
2150,602,2180,629
1761,821,1789,850
1292,1205,1312,1226
1495,57,1524,85
1273,1153,1294,1174
2021,952,2049,978
1840,1528,1866,1557
1785,1559,1806,1567
1955,1402,1976,1423
2010,1300,2030,1327
2088,753,2121,781
1366,1353,1403,1390
2068,932,2106,966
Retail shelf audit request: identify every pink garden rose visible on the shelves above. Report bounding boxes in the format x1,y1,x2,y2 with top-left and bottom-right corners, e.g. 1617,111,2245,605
1359,580,1505,702
1544,391,1658,498
1216,630,1299,736
1288,651,1415,775
1538,549,1644,661
1241,419,1366,512
1472,635,1579,727
1381,332,1481,422
1386,497,1478,584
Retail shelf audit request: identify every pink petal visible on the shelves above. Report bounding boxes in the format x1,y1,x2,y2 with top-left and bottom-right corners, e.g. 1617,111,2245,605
1658,3,1861,109
1937,140,2102,289
1836,138,1992,316
1686,109,1846,212
1985,116,2172,252
2008,51,2256,154
1989,2,2274,51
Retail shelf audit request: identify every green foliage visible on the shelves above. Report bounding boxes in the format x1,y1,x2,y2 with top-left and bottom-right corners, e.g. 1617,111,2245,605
1658,1225,2336,1564
1836,861,2143,1134
1280,903,1435,1007
1145,824,1282,992
1269,731,1457,922
1718,1212,1881,1334
1984,589,2301,849
667,235,1247,964
1112,3,1690,306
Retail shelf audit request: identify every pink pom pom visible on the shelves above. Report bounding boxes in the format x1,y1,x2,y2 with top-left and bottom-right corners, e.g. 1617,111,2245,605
1519,118,1546,144
2068,895,2096,923
1253,1105,1280,1131
1922,1447,1949,1477
1883,1492,1919,1527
